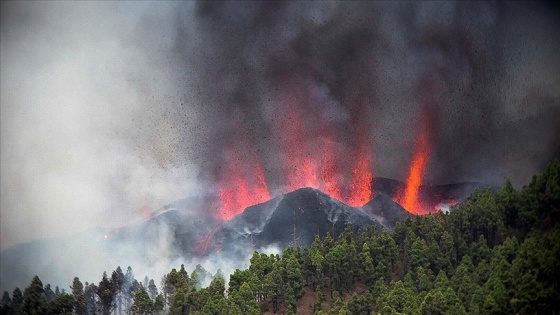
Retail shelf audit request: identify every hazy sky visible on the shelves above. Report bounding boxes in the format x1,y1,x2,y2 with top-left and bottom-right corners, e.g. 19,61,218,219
0,2,205,250
1,1,559,251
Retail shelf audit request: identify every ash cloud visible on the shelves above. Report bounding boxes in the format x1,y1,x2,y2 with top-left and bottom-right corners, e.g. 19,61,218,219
176,1,560,188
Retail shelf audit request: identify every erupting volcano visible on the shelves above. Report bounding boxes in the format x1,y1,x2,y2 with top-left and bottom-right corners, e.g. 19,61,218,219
214,76,383,219
214,78,438,218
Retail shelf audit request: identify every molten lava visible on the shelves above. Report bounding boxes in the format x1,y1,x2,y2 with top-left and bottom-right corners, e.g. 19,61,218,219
218,163,270,220
320,138,343,201
396,117,431,214
347,144,373,206
281,96,321,191
215,78,380,218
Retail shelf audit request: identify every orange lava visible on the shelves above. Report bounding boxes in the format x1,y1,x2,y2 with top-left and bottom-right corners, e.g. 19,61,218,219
274,81,373,206
282,95,320,191
396,118,430,214
320,138,343,201
347,144,373,207
218,163,270,220
215,77,378,218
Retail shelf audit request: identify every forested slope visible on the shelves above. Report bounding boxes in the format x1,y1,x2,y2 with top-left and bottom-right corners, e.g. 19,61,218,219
2,160,559,315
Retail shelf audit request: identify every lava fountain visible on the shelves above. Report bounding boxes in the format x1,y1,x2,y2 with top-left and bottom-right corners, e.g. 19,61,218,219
395,114,431,214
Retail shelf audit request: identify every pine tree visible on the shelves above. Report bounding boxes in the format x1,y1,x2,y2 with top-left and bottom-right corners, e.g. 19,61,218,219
154,294,164,314
84,282,98,315
97,272,116,315
207,271,225,298
147,279,158,300
71,277,87,315
48,293,74,315
313,285,323,313
112,266,125,315
124,266,135,312
0,291,12,314
328,291,343,315
12,288,23,314
22,275,47,315
360,243,376,289
44,284,56,304
230,282,259,315
131,287,153,315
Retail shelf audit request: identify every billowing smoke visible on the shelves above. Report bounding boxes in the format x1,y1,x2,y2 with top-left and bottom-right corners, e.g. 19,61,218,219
1,1,559,293
179,1,559,192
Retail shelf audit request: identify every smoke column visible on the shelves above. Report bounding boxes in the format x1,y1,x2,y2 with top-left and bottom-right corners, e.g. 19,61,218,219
174,1,560,216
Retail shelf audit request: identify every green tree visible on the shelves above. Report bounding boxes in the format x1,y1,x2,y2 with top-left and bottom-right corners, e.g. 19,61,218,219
48,293,74,315
419,290,446,315
360,243,376,289
97,272,116,315
227,269,251,296
154,294,164,314
328,291,343,315
131,287,153,315
146,279,157,300
496,180,518,229
347,292,365,315
410,238,430,271
12,287,23,314
1,291,12,314
192,264,210,290
310,236,325,291
229,282,259,315
481,294,499,315
207,271,225,298
284,253,304,298
44,284,56,304
200,293,227,315
313,285,323,313
284,284,297,314
383,280,415,314
415,266,431,293
71,277,87,315
22,275,47,315
84,282,98,315
169,288,188,315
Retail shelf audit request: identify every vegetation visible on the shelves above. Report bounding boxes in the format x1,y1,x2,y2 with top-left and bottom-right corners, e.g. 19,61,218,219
1,160,559,315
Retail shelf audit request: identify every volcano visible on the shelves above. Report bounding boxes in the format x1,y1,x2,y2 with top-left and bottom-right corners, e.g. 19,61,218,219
0,178,489,293
109,179,488,259
115,178,488,262
207,187,381,255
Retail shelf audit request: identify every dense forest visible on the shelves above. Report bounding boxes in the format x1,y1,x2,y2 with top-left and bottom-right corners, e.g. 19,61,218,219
1,160,559,315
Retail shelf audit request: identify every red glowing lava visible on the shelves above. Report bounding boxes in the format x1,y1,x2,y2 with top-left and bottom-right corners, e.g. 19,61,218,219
347,144,373,207
218,163,270,220
273,79,374,206
214,77,380,218
281,93,321,191
396,116,431,214
215,114,271,220
320,138,343,201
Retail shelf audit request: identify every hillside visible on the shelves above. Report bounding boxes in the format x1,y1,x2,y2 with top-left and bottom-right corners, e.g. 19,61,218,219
2,160,559,315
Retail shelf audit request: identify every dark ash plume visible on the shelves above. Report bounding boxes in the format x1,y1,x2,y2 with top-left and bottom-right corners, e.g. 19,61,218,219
171,1,559,189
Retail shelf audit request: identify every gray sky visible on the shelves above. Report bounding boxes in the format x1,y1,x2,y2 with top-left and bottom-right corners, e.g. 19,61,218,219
1,1,559,251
